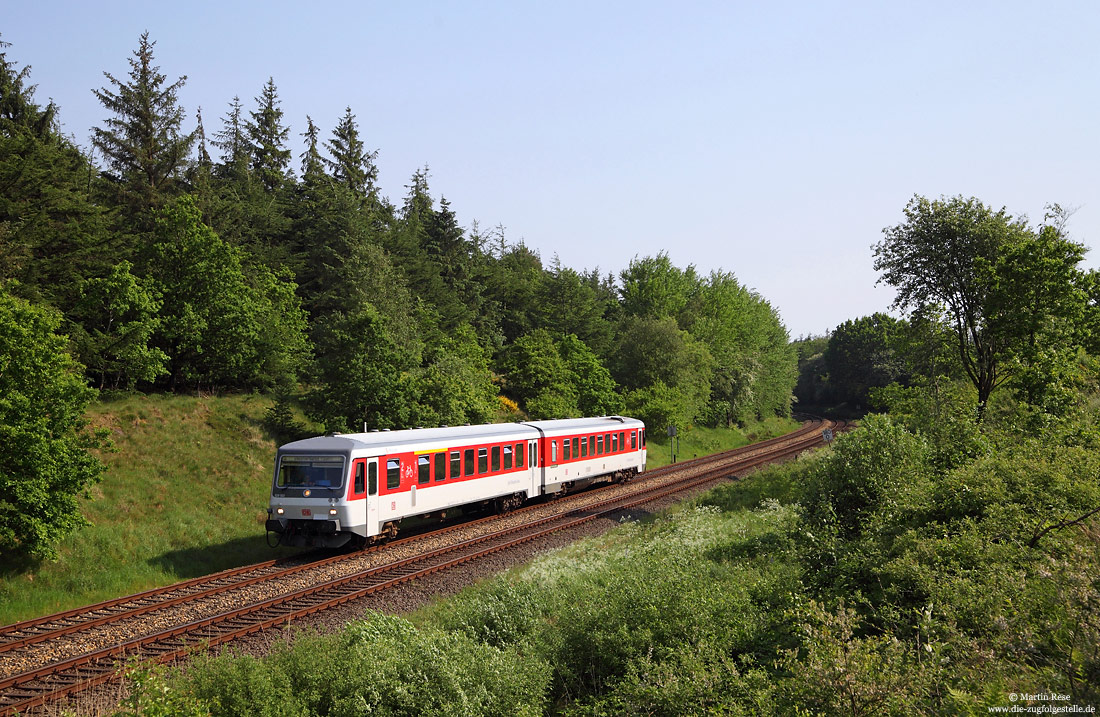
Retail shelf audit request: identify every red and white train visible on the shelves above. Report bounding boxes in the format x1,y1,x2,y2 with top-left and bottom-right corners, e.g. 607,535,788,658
266,416,647,548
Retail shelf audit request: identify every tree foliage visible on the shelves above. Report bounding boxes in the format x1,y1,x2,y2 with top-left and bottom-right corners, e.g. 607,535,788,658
92,32,193,222
875,195,1090,418
0,288,104,560
68,260,168,389
246,77,292,193
1,41,112,305
823,312,906,408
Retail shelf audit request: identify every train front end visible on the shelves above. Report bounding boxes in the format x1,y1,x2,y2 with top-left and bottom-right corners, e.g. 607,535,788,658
266,436,365,548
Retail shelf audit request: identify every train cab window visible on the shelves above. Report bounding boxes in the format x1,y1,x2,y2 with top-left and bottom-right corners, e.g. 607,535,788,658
516,443,525,468
354,462,365,494
503,445,513,470
551,440,558,463
418,456,430,484
434,452,446,481
581,437,588,457
464,449,475,476
451,451,461,479
491,446,501,471
386,458,400,490
563,439,572,461
478,448,488,474
597,435,604,455
368,462,377,495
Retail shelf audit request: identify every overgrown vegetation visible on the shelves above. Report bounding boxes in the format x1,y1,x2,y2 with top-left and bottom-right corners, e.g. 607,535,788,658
126,378,1100,714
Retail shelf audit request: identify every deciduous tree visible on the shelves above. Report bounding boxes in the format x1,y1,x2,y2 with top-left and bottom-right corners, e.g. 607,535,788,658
874,195,1089,419
0,289,104,560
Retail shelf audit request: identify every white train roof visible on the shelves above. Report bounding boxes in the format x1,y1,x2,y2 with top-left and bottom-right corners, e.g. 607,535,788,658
277,417,643,456
521,416,644,437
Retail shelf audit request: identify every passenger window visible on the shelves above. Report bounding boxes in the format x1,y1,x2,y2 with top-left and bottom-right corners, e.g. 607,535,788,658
503,445,513,469
631,431,637,449
354,462,365,494
464,449,475,476
368,462,377,495
611,433,618,452
418,455,430,484
597,435,604,455
581,437,588,457
516,443,525,468
619,431,625,450
386,458,400,489
491,446,501,471
478,448,488,474
563,439,571,461
572,437,579,458
451,451,460,478
435,452,446,481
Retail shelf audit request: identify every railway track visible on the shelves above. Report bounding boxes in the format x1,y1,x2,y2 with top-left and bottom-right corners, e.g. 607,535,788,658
0,416,843,716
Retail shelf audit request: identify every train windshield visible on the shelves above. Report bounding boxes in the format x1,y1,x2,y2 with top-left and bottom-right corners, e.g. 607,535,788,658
276,455,346,488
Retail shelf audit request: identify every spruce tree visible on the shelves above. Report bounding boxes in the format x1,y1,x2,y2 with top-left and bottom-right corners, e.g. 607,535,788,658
246,78,292,192
300,115,325,181
1,38,112,304
213,95,248,181
324,107,377,199
91,32,194,222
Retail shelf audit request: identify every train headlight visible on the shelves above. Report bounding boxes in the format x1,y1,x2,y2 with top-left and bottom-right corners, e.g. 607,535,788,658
276,507,284,515
329,508,338,516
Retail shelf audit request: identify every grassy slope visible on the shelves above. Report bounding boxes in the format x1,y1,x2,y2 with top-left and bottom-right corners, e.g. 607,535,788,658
0,393,306,626
0,397,799,627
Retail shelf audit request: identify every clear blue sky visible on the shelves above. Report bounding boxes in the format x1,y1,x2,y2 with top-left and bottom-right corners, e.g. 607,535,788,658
6,1,1099,338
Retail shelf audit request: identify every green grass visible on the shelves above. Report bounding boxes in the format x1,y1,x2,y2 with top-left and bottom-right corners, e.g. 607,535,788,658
644,415,801,470
0,392,310,626
0,402,801,627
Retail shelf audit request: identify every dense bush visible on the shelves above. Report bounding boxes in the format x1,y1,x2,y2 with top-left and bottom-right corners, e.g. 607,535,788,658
130,613,549,716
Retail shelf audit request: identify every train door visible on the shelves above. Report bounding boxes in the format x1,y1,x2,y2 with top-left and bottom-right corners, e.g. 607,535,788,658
530,439,541,496
349,457,378,539
365,458,379,536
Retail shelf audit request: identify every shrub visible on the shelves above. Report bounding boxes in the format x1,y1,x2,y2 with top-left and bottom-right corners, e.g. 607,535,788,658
182,613,549,717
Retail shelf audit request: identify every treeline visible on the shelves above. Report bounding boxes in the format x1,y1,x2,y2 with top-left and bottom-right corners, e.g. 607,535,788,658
0,35,795,558
795,196,1100,425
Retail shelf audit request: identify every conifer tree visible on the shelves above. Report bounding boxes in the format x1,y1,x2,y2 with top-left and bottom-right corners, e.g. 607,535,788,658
213,96,248,180
324,107,377,199
92,32,194,222
193,106,212,169
246,78,292,192
1,38,111,304
299,115,325,181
